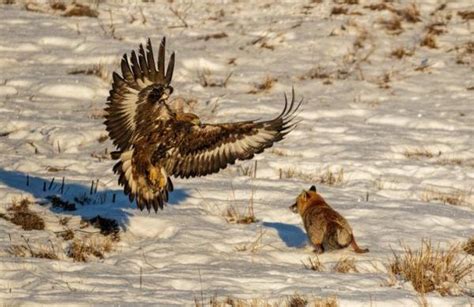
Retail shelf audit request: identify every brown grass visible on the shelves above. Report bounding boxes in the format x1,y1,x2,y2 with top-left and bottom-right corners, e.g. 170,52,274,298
68,236,113,262
403,148,437,160
379,16,403,34
395,3,421,23
7,236,59,260
248,76,277,94
197,32,228,41
62,3,99,18
302,256,326,272
331,6,348,15
463,237,474,255
197,69,232,88
224,205,257,225
333,257,359,273
420,33,438,49
82,215,120,241
389,240,473,296
1,198,45,231
458,11,474,21
279,168,344,186
421,188,470,207
196,294,338,307
299,66,331,80
390,47,414,59
68,63,111,82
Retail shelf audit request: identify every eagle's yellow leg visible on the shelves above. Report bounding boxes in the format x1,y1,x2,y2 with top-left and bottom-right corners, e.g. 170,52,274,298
148,166,167,188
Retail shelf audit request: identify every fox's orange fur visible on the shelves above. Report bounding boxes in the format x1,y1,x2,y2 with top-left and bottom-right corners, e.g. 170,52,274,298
290,186,368,254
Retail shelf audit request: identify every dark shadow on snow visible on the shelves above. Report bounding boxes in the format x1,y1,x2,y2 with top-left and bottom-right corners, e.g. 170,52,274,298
263,221,307,248
0,169,189,230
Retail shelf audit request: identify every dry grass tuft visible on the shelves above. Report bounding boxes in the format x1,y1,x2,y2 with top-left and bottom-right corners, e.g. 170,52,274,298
280,168,344,186
7,237,59,260
197,32,228,41
224,205,257,224
299,66,331,80
389,240,473,296
68,236,113,262
25,2,99,18
1,198,45,231
248,76,277,94
62,3,99,18
331,6,348,15
82,215,120,241
403,148,437,160
396,3,421,23
458,11,474,21
463,237,474,255
48,195,76,211
333,257,359,273
420,33,438,49
302,256,326,272
390,47,414,59
234,229,267,253
420,188,470,207
196,294,338,307
379,16,403,34
426,22,447,36
197,69,232,88
68,63,111,82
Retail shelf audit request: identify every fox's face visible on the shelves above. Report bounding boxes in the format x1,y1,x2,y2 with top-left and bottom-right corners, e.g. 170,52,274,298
289,185,319,215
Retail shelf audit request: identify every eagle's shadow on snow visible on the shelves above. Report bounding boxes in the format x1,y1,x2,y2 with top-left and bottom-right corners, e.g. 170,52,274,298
263,222,307,248
0,169,189,230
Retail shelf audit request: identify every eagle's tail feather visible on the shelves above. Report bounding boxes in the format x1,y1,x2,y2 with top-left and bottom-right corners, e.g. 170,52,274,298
112,149,173,212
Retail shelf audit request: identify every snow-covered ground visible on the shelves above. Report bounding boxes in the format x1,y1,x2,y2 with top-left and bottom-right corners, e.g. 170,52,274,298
0,0,473,305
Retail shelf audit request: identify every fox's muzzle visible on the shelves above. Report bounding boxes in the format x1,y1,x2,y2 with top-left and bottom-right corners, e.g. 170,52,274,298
289,203,297,213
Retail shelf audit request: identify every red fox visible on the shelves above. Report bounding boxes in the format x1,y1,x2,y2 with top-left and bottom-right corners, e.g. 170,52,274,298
290,186,368,254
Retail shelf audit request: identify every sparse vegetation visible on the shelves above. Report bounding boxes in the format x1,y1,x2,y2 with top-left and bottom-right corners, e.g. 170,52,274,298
302,256,325,272
25,2,99,18
197,69,232,88
421,187,471,207
68,63,111,83
279,168,344,186
48,195,76,211
0,198,45,231
84,215,121,241
388,240,473,296
463,237,474,255
390,47,414,59
248,75,277,94
333,257,358,273
403,148,438,160
68,236,113,262
420,33,438,49
379,16,403,35
195,294,338,307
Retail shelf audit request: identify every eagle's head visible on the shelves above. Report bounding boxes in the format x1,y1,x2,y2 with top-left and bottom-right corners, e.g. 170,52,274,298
147,85,174,105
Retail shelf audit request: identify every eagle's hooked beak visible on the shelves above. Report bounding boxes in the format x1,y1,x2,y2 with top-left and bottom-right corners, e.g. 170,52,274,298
158,86,173,104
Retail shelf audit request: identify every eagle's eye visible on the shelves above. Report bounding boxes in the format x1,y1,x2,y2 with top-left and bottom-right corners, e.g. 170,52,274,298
148,86,174,104
148,87,164,104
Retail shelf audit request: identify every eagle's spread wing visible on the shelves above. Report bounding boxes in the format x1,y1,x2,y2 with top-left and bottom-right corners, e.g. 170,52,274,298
104,37,175,151
172,90,301,178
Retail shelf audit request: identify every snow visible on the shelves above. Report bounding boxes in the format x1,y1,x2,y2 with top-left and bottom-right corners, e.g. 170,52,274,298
0,0,473,306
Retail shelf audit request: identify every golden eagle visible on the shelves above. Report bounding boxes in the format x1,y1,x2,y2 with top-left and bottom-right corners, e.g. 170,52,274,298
104,38,301,212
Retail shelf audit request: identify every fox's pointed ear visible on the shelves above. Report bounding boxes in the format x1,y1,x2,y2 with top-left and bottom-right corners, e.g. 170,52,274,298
304,191,311,199
309,185,316,192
